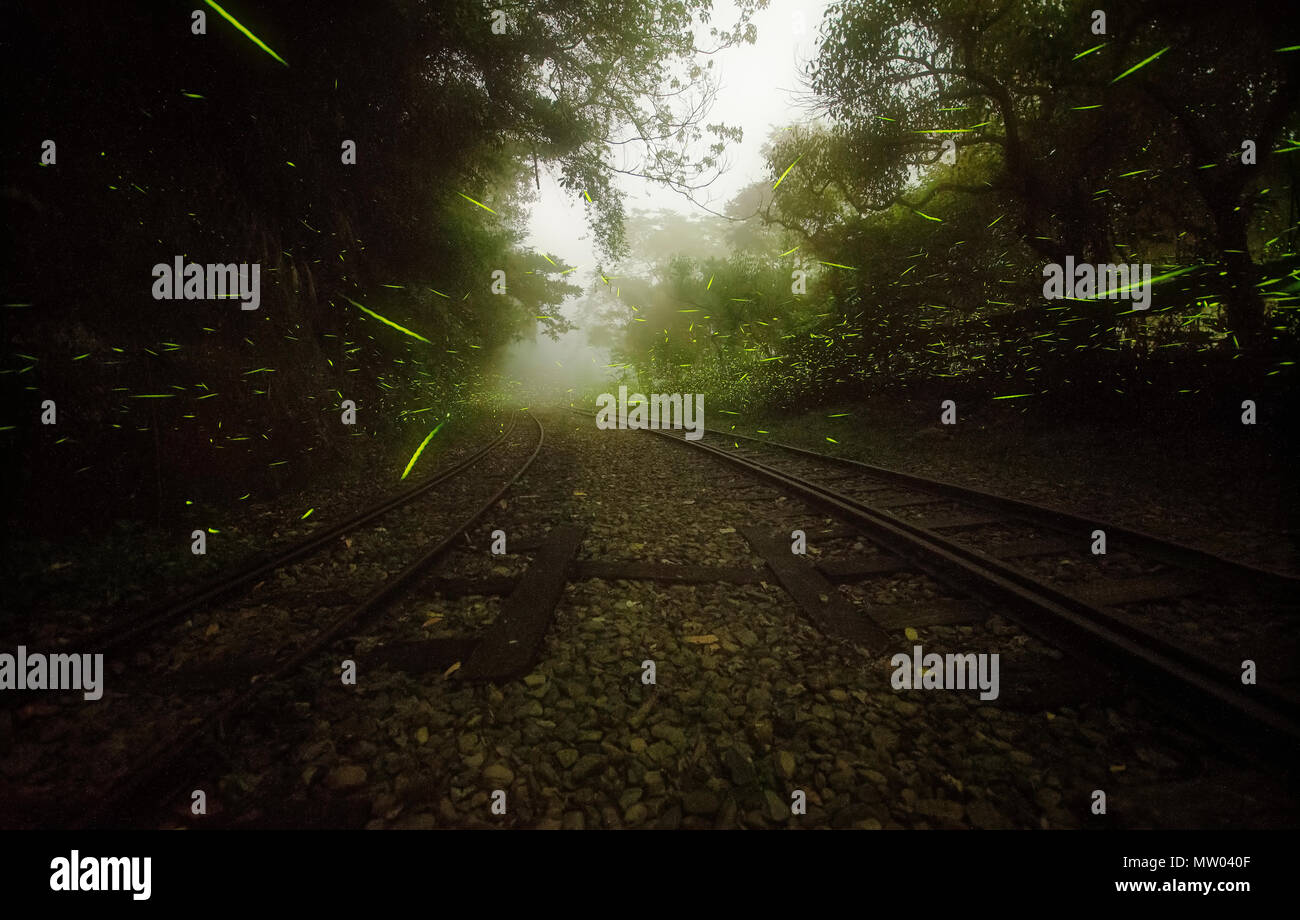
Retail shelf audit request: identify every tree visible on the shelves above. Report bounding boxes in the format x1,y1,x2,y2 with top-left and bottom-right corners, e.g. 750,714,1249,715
802,0,1299,346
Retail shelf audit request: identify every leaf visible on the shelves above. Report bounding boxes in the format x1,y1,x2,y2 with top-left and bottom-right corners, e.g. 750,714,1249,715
443,661,461,678
205,622,220,638
684,634,719,644
415,726,429,744
904,627,919,640
422,614,444,627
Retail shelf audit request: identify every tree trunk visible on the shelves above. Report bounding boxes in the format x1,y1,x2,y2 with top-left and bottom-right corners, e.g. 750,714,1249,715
1212,202,1266,352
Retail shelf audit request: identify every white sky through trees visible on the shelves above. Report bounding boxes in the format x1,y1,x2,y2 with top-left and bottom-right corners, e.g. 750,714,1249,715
524,0,830,279
508,1,829,391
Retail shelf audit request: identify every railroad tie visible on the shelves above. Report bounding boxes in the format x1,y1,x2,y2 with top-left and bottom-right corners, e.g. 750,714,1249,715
740,524,888,646
816,554,912,581
572,560,768,584
456,525,586,682
1069,572,1206,607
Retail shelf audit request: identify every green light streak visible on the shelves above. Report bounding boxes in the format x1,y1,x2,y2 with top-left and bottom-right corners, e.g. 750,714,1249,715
457,192,497,214
1111,46,1169,83
343,296,431,343
772,155,802,190
203,0,288,66
1084,264,1201,299
401,419,446,480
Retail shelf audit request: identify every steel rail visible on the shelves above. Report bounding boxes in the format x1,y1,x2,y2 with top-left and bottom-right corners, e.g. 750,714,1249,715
699,425,1299,593
89,412,520,655
76,411,546,828
570,406,1300,749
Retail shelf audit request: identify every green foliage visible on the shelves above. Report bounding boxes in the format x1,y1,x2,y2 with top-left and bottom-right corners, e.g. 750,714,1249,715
1,0,761,524
799,0,1300,345
587,0,1300,413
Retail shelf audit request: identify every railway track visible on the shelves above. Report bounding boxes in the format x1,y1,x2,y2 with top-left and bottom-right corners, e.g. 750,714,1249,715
6,407,1294,828
570,408,1300,753
86,411,522,658
10,411,546,828
168,409,1296,827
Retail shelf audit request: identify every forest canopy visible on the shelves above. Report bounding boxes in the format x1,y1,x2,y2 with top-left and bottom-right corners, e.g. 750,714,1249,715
580,0,1299,413
2,0,1297,525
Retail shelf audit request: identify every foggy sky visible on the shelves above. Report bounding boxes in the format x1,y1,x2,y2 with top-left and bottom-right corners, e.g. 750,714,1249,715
506,0,830,393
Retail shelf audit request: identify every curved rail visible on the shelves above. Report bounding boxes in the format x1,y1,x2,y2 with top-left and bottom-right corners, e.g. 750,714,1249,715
568,407,1300,750
699,424,1299,593
77,411,546,828
91,412,520,655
